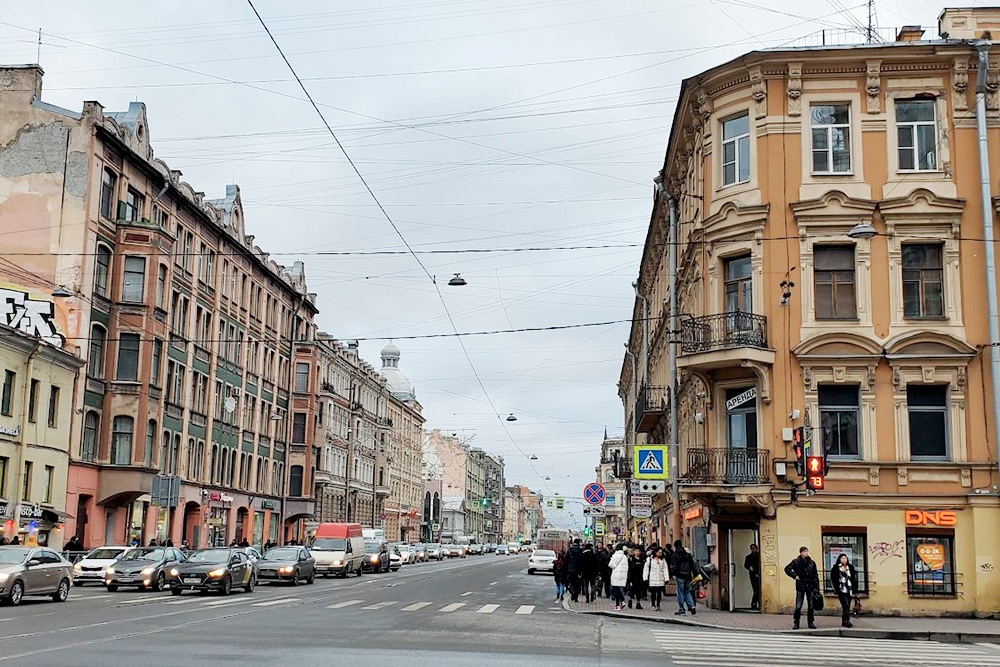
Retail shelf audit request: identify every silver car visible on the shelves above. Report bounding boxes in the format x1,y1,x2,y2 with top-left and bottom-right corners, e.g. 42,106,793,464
0,546,74,606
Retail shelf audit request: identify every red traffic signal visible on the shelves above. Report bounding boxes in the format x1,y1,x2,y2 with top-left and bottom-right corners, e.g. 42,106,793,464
808,474,825,490
807,456,823,474
806,456,825,490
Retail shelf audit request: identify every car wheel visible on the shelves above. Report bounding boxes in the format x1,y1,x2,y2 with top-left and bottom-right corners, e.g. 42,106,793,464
73,581,84,588
150,572,165,592
356,564,363,577
220,575,232,596
52,579,70,602
171,587,184,596
8,580,24,606
307,571,315,585
245,575,255,593
292,571,299,586
106,584,119,592
528,568,535,575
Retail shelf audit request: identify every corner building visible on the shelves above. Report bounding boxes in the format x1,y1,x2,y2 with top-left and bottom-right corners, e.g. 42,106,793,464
0,66,317,549
623,9,1000,616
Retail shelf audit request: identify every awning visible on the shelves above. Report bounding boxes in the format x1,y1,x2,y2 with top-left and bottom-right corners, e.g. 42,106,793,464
41,508,75,522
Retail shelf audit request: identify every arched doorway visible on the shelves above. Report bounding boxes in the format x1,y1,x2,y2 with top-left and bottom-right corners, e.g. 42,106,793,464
182,501,201,549
235,507,249,543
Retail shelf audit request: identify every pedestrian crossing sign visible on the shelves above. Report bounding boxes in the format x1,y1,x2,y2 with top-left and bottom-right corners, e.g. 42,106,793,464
633,445,669,480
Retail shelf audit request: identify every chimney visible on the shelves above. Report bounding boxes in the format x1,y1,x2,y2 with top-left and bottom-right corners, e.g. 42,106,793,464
0,65,44,105
896,25,925,42
939,8,1000,40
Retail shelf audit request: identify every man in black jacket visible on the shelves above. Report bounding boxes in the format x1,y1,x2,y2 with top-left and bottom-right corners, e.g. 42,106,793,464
566,539,583,602
579,543,599,603
670,540,697,615
598,544,612,597
784,546,820,629
744,543,761,610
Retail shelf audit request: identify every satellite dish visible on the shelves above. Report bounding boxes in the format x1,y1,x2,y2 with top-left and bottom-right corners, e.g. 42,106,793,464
224,396,237,414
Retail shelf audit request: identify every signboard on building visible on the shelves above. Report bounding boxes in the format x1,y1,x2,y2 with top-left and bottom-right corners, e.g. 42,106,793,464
632,445,669,480
631,507,652,518
726,387,756,411
594,521,605,536
261,500,276,510
0,424,20,439
630,494,652,507
583,483,605,505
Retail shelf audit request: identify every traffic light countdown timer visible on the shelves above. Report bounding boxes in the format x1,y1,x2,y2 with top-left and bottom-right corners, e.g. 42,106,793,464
793,427,827,491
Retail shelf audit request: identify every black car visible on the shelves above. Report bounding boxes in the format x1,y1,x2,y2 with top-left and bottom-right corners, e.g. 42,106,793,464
362,540,390,573
257,546,316,585
105,547,186,592
168,548,255,596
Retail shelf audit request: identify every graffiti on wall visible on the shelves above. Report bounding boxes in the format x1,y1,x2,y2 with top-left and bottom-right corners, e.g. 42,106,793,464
869,539,904,564
761,525,778,579
0,286,64,346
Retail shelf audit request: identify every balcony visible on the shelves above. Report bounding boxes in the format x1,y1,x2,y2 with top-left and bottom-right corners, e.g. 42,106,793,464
635,384,668,433
680,447,771,497
677,312,774,373
375,484,391,497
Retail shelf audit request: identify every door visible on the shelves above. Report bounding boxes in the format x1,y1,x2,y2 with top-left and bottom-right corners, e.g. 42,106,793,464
728,528,758,611
22,550,47,592
104,509,117,545
725,387,758,483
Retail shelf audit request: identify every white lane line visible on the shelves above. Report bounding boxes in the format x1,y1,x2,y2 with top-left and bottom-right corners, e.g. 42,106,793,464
252,598,299,607
163,598,199,605
361,601,398,610
201,597,253,607
327,599,364,609
73,595,113,601
461,591,474,597
401,602,432,612
116,595,168,605
488,581,498,586
476,604,499,614
515,605,534,614
439,603,465,612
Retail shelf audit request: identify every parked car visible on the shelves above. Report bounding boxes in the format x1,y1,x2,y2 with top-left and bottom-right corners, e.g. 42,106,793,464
362,540,390,573
496,544,509,555
72,546,137,586
105,546,186,592
388,545,402,571
0,546,74,606
527,548,556,575
168,548,256,595
311,523,365,578
413,544,428,562
426,544,444,561
257,546,315,585
241,546,262,563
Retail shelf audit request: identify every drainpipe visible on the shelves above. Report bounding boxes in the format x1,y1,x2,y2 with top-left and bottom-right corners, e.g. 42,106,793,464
974,41,1000,493
667,193,681,543
12,341,43,541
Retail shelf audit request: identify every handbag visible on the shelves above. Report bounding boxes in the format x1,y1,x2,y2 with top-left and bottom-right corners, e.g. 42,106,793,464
852,597,862,615
812,589,825,611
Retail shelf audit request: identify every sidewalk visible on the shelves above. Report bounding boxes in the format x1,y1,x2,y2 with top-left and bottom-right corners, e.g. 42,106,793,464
564,594,1000,643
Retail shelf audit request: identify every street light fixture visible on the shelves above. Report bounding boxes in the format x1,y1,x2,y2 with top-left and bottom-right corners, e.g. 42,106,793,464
51,286,73,298
506,413,517,422
448,273,467,286
847,221,877,240
529,454,538,461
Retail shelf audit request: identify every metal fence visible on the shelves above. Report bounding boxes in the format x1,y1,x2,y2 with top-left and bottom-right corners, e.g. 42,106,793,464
682,447,770,485
680,312,767,355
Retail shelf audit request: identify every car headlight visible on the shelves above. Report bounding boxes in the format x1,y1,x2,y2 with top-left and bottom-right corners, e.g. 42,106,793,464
370,556,379,563
207,568,227,578
73,564,82,571
169,569,179,577
279,566,295,574
332,560,342,566
0,572,9,582
141,567,155,576
105,567,115,575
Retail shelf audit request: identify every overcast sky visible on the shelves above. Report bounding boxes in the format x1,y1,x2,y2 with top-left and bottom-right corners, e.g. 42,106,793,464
0,0,951,531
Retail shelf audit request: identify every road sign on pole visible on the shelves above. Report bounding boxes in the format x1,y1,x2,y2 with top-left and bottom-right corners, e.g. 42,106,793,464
583,482,606,505
633,445,669,480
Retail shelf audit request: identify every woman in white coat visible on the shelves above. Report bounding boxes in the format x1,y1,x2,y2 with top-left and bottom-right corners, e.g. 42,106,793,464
609,544,630,611
643,548,670,611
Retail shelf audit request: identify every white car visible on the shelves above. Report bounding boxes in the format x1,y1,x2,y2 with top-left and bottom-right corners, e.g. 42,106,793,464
506,542,521,555
395,544,416,565
71,546,138,586
527,549,556,575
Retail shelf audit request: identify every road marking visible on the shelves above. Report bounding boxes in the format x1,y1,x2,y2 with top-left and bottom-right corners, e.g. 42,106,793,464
401,602,432,612
461,591,474,597
476,604,499,614
439,603,465,612
515,605,534,614
327,599,364,609
252,598,299,607
116,595,167,605
489,581,498,586
361,601,397,610
73,594,113,600
202,597,253,607
164,598,198,605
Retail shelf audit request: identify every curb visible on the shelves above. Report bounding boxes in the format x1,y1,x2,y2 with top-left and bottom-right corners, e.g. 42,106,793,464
567,605,1000,644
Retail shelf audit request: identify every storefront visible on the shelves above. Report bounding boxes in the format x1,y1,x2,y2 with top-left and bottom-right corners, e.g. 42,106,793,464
206,492,234,547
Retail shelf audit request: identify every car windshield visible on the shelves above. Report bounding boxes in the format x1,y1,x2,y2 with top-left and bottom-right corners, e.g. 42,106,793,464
533,550,555,557
121,548,165,561
311,538,346,551
186,549,231,564
264,548,300,560
0,549,29,564
86,548,126,560
364,541,382,554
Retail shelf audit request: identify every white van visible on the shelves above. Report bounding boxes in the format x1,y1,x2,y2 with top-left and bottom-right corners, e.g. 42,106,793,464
311,523,366,578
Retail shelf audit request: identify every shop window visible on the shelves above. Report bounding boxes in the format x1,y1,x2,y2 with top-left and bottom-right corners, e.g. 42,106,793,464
906,532,956,596
810,104,851,173
907,385,948,460
81,412,98,462
814,246,856,320
819,385,860,458
721,113,750,186
896,99,937,171
902,244,944,318
821,531,868,594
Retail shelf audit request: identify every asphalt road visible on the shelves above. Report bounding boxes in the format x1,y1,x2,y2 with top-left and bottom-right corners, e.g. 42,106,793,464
0,553,666,666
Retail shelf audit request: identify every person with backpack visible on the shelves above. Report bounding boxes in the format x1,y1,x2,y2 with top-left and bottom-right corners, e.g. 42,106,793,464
670,539,697,615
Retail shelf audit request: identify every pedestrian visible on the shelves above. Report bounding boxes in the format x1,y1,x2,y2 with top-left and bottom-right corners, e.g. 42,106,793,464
643,547,670,611
566,538,583,602
597,544,611,599
745,543,761,610
65,535,83,553
10,535,19,545
579,543,599,603
165,538,174,547
240,537,250,548
229,538,238,547
553,549,569,601
609,544,629,611
181,539,190,550
148,538,158,547
670,539,697,615
784,546,820,629
0,536,6,546
626,547,645,610
829,553,858,628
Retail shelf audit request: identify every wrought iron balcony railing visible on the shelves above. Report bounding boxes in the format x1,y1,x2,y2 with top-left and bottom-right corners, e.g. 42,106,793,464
682,447,770,485
680,312,767,355
635,384,668,433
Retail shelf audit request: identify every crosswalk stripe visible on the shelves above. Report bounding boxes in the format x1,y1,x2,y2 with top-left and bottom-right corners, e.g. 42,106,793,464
116,595,166,605
439,603,465,612
653,636,984,655
252,598,299,607
461,591,474,597
327,599,364,609
361,601,398,610
401,602,432,612
514,605,534,614
476,604,499,614
164,598,199,605
202,597,253,607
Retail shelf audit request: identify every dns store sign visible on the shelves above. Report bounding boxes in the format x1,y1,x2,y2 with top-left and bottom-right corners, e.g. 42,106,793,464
904,510,957,527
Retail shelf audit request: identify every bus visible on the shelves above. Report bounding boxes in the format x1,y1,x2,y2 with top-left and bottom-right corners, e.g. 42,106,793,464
536,528,571,553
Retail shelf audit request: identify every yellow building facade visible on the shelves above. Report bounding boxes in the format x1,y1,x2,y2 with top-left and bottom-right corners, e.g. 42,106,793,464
623,9,1000,617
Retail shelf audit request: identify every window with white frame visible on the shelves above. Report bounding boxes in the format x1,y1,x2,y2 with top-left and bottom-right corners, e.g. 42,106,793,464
896,100,937,171
810,104,851,173
721,113,750,187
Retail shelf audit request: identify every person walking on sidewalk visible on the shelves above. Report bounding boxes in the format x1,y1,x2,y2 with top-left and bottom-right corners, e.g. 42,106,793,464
566,539,583,602
609,544,629,611
580,543,599,603
830,553,858,628
671,540,697,615
643,547,670,611
626,547,646,610
784,546,820,629
744,543,761,610
553,549,569,601
600,544,613,598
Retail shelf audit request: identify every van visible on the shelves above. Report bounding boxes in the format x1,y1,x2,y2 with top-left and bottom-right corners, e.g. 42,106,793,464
311,523,365,578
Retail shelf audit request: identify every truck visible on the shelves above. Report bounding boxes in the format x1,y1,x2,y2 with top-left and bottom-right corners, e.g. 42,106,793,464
536,528,572,554
311,523,365,578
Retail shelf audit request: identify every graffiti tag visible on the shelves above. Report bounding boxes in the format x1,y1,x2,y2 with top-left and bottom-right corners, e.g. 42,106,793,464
868,540,904,564
0,287,64,346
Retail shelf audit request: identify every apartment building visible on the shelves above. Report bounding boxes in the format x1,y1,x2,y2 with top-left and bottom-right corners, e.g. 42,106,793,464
380,343,425,543
622,9,1000,616
593,436,627,540
0,66,318,549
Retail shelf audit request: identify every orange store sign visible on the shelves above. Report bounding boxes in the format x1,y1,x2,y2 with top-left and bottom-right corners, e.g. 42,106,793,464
904,510,957,527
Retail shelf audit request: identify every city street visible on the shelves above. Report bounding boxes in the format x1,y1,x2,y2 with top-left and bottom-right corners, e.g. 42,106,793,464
4,553,1000,666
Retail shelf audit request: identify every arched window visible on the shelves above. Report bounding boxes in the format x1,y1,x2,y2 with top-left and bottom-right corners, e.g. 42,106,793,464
144,420,156,466
227,449,235,486
111,416,133,465
81,412,99,462
210,444,218,484
88,324,106,379
94,244,112,297
161,431,170,469
196,440,205,480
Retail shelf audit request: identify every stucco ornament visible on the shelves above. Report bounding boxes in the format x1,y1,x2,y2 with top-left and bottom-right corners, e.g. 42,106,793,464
786,62,802,116
866,59,882,113
953,57,969,111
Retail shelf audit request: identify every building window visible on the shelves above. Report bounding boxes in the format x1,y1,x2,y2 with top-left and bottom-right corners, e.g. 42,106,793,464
0,456,6,499
95,245,112,297
111,416,134,465
810,104,851,173
294,363,309,393
822,531,868,593
21,461,32,501
906,532,956,596
47,385,60,428
908,385,948,459
0,370,12,416
100,168,117,219
902,244,944,318
897,99,937,171
116,333,141,382
156,265,167,309
145,420,156,466
82,412,98,462
27,378,38,423
724,255,752,313
721,113,750,186
42,465,54,503
289,465,304,497
88,324,106,379
151,338,162,385
819,385,860,457
292,412,307,443
124,187,143,222
122,256,146,303
814,245,856,320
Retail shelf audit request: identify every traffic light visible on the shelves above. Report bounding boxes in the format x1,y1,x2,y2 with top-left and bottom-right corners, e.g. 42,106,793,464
806,456,825,490
792,427,806,476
